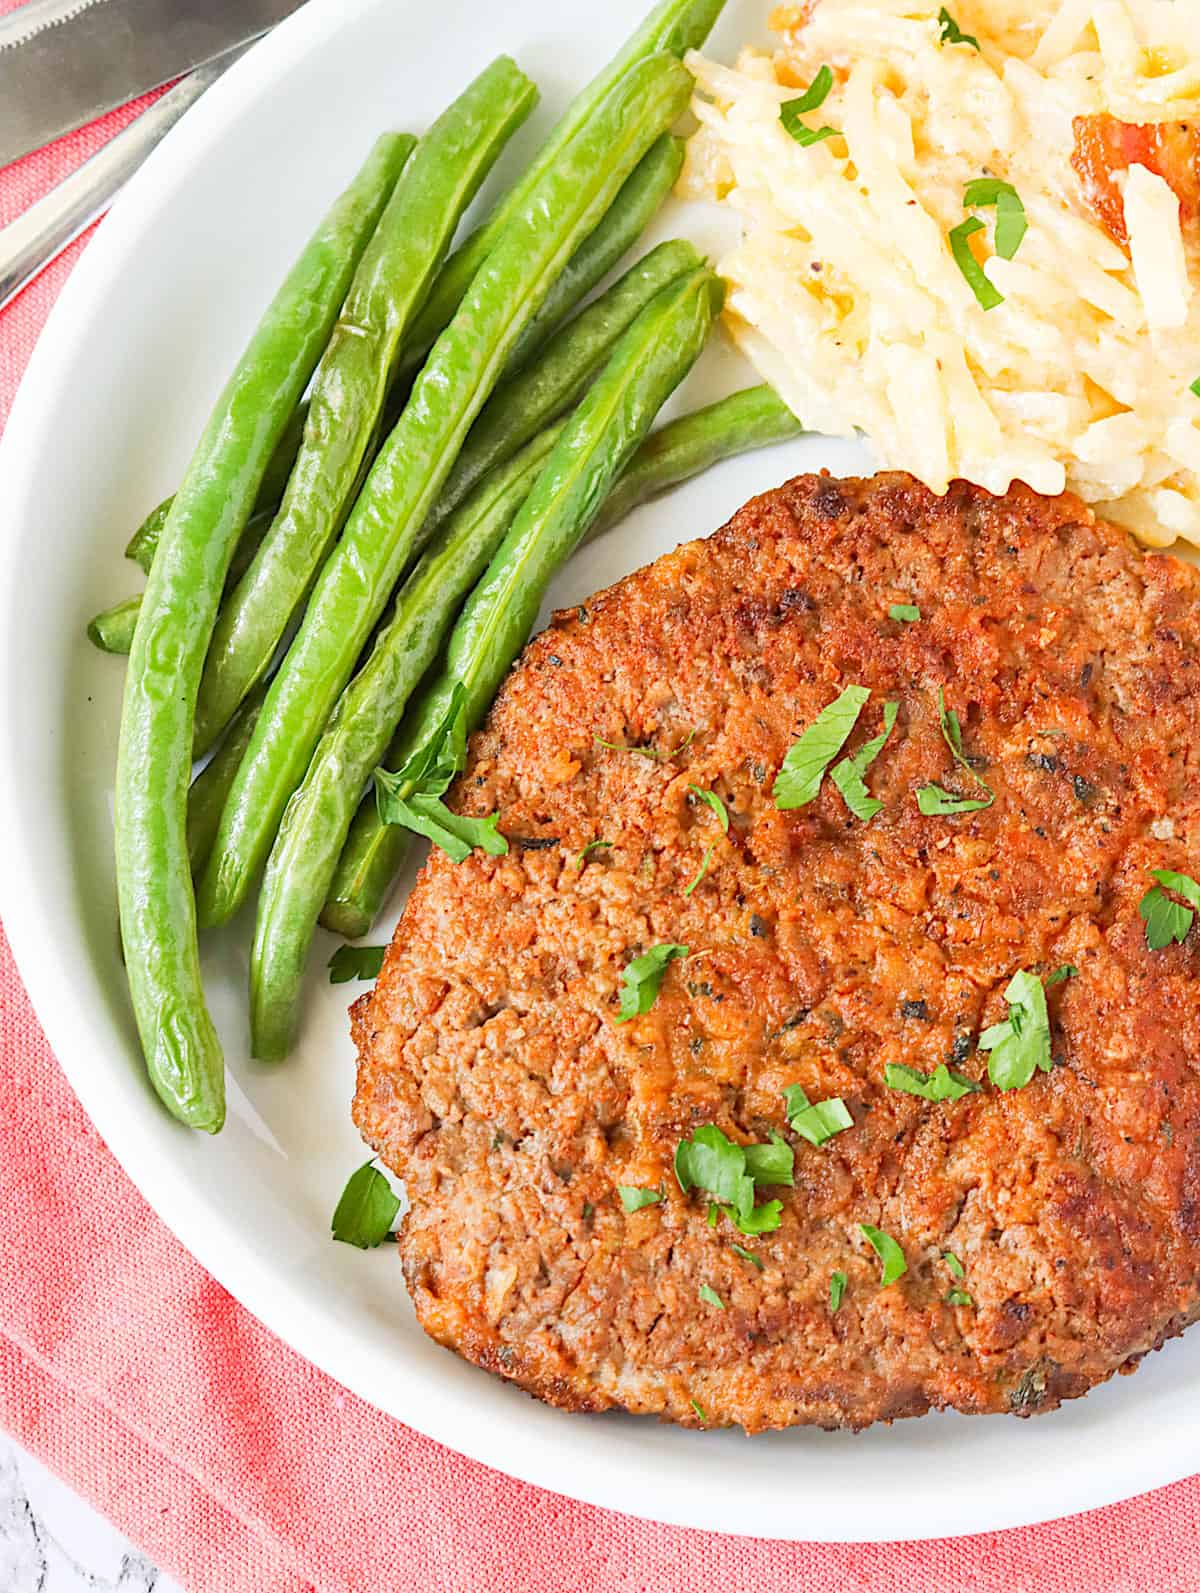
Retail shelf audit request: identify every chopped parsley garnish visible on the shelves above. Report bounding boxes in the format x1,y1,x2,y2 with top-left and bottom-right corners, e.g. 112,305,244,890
327,944,386,985
889,603,921,622
684,845,716,898
730,1200,786,1235
699,1284,725,1310
690,1398,707,1421
374,684,508,864
917,686,995,815
860,1224,907,1287
977,968,1053,1090
675,1124,787,1236
774,684,870,809
688,785,730,833
618,1185,662,1213
938,7,980,49
884,1062,980,1102
616,943,689,1023
1045,964,1078,986
1191,377,1200,400
779,64,840,147
1140,869,1200,950
732,1243,764,1269
830,1270,847,1312
331,1161,399,1250
945,1288,974,1307
595,728,697,761
963,178,1027,260
917,784,993,816
743,1132,796,1187
949,216,1004,311
575,839,613,870
783,1083,854,1146
831,700,899,823
943,1250,966,1279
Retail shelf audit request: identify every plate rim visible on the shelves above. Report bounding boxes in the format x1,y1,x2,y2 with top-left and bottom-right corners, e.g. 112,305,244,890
0,0,1194,1543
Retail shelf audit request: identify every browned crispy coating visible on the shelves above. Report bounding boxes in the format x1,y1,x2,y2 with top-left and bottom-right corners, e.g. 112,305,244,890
351,471,1200,1432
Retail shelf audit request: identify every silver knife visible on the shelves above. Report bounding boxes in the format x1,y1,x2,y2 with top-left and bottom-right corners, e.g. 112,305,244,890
0,52,244,314
0,0,308,171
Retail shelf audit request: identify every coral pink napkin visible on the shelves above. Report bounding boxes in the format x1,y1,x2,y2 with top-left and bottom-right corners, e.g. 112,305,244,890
3,52,1200,1593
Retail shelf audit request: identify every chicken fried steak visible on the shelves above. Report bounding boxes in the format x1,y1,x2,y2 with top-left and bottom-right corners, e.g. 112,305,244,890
351,471,1200,1432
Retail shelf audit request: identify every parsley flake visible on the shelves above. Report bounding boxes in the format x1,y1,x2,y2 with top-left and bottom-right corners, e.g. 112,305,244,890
616,943,688,1023
374,684,508,864
889,603,921,622
743,1132,795,1188
860,1224,907,1287
1191,377,1200,400
675,1124,787,1236
830,1270,847,1312
618,1185,662,1213
327,945,386,985
938,7,980,49
690,1398,707,1421
699,1284,725,1310
595,728,697,762
949,216,1004,311
831,700,899,823
884,1062,980,1102
575,839,613,870
917,686,995,815
779,65,840,147
732,1243,764,1269
1045,964,1078,986
331,1161,399,1250
688,785,730,833
945,1287,974,1307
1140,869,1200,950
943,1250,966,1279
774,684,870,809
963,177,1028,260
783,1083,854,1146
978,968,1052,1091
684,844,716,898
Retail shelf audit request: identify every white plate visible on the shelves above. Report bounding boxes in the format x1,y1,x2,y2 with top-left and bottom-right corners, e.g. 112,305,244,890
0,0,1194,1543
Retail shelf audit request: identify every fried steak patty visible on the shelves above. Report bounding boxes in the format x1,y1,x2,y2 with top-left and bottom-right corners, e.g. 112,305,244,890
351,471,1200,1432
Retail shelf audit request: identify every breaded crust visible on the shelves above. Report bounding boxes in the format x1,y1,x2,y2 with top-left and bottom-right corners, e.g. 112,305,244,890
351,471,1200,1432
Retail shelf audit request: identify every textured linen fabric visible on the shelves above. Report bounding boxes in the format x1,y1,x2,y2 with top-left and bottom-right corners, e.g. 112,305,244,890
2,35,1200,1592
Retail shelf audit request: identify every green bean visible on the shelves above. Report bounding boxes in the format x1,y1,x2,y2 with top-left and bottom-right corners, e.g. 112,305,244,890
429,238,702,537
192,61,537,758
124,408,315,575
88,595,141,655
121,127,676,586
197,54,694,931
115,132,411,1134
187,688,266,880
593,385,803,533
507,134,684,373
398,0,726,379
321,384,797,938
249,423,564,1059
90,506,280,654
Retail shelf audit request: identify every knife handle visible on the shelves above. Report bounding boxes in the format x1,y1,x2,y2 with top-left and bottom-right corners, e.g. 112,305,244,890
0,53,236,316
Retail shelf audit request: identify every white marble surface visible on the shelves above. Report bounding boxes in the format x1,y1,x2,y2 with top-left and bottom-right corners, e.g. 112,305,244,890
0,1433,182,1593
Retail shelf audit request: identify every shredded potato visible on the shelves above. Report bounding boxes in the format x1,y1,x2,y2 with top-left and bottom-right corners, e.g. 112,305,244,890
682,0,1200,546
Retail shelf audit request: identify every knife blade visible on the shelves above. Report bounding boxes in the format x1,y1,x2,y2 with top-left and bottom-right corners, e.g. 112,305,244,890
0,0,308,171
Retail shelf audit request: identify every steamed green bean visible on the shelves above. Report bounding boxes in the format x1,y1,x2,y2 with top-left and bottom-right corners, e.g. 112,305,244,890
192,59,538,757
196,54,693,930
114,132,411,1133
